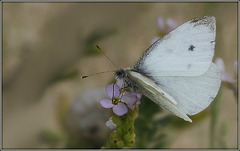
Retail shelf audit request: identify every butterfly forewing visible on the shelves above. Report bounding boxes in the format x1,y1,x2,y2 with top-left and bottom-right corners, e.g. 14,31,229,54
134,16,216,77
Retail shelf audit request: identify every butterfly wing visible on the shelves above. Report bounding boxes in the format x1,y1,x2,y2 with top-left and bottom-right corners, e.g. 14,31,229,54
130,16,221,121
149,63,221,115
127,70,193,122
134,16,216,76
128,63,220,122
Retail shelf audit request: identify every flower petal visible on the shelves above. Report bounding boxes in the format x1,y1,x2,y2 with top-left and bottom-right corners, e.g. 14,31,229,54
105,117,117,130
112,103,128,116
166,18,177,29
221,71,236,83
122,92,142,110
105,83,120,98
99,98,114,108
116,78,125,89
122,92,137,105
151,37,159,45
166,19,177,33
136,92,142,100
215,58,225,72
157,16,164,30
233,60,238,74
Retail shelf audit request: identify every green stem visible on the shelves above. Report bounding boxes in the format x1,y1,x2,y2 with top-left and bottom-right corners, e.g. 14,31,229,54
107,107,139,148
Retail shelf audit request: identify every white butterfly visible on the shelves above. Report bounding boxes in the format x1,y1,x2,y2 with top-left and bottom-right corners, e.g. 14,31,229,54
115,16,221,123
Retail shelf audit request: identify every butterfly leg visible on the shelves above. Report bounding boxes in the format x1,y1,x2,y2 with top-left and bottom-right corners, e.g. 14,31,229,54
120,81,130,92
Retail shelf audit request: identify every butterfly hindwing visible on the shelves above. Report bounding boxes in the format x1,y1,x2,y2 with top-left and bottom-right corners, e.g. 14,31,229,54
150,63,221,115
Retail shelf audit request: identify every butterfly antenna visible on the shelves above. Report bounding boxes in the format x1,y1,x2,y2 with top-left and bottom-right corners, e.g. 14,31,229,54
96,45,119,69
81,70,116,79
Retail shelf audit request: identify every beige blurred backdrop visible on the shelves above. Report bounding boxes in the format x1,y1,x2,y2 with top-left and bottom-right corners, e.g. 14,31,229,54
3,2,237,148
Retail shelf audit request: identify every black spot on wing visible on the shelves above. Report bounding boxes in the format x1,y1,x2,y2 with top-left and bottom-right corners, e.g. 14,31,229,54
188,45,195,51
187,64,192,69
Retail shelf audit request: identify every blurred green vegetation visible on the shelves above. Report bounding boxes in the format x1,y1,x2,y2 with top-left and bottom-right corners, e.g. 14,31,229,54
39,129,62,148
135,95,168,148
210,86,222,148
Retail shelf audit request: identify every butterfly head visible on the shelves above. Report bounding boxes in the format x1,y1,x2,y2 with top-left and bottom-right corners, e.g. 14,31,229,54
115,68,127,79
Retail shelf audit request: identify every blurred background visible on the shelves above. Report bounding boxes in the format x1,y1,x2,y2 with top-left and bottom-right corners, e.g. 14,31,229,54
3,2,237,149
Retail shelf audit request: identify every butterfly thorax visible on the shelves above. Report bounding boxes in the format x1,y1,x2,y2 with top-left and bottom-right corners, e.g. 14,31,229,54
115,68,139,91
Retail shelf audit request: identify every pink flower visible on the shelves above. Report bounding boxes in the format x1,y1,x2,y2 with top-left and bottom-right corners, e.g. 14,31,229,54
99,82,143,116
151,36,160,45
116,78,142,110
215,58,237,83
165,18,177,33
152,16,177,44
157,17,164,30
233,60,238,74
122,92,142,110
99,83,128,116
156,16,177,34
